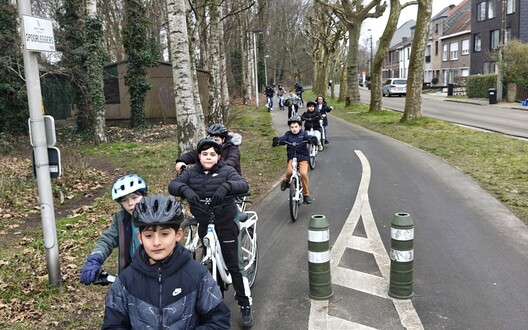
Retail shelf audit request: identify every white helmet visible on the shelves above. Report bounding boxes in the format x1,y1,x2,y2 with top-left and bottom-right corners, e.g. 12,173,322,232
111,174,148,201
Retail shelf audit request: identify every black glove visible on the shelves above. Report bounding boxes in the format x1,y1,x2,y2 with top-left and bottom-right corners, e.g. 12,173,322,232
310,136,318,145
272,137,279,147
211,183,230,207
182,187,200,206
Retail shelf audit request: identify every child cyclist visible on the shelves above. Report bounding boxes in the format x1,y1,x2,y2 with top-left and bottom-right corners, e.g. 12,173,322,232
102,194,230,329
175,123,242,175
80,174,147,285
168,137,254,327
300,100,324,151
272,115,318,204
315,95,334,143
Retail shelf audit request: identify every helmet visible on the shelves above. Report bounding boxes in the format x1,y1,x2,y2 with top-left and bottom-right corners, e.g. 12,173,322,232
287,115,302,126
306,101,316,107
133,194,184,228
207,123,229,138
112,174,148,201
196,137,222,154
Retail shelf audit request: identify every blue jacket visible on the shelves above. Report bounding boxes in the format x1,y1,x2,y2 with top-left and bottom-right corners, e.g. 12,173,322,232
102,243,230,329
276,130,313,162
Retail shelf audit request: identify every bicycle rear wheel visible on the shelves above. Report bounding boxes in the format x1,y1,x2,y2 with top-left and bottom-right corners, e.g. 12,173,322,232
240,227,258,288
181,218,202,261
289,176,299,221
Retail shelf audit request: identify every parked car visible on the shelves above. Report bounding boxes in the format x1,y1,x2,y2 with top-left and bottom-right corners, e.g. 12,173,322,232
382,78,407,97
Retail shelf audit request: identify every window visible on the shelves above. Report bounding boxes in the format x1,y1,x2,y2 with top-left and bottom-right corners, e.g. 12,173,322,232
505,28,511,43
462,39,470,55
442,44,448,61
507,0,515,14
487,1,495,19
435,24,438,34
477,2,486,21
450,42,459,60
474,34,482,52
435,41,438,55
490,30,500,50
461,68,469,77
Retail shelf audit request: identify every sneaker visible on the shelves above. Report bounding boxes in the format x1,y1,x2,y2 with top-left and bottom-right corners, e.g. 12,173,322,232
318,144,323,151
240,305,254,327
324,139,329,144
304,195,312,204
280,181,290,191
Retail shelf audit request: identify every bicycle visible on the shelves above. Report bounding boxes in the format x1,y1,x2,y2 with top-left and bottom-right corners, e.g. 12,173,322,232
181,197,259,289
278,140,311,221
285,97,302,120
303,118,323,170
278,94,285,111
320,115,327,145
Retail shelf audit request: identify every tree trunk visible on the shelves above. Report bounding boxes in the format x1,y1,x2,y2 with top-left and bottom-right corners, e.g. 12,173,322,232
344,26,361,106
401,0,432,121
208,0,222,124
167,0,206,153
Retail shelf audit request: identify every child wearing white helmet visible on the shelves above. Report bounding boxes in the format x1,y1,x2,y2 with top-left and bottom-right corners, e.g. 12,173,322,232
80,174,148,285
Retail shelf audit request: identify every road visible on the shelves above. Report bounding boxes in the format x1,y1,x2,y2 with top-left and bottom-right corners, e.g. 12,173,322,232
225,101,528,329
359,88,528,139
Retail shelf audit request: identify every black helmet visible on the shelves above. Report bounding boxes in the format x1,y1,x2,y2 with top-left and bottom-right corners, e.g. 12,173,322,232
133,194,184,228
306,101,316,108
196,137,222,154
287,115,302,126
207,123,228,138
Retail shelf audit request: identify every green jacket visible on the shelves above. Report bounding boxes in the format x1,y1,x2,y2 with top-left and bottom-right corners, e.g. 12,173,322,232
90,209,138,273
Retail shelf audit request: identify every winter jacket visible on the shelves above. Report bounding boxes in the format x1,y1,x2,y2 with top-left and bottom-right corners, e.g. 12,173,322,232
90,209,139,273
168,160,249,226
176,133,242,174
301,110,323,130
316,102,332,126
102,244,230,329
275,130,313,162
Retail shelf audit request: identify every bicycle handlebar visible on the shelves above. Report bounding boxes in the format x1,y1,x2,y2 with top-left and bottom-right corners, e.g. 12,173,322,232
93,269,116,286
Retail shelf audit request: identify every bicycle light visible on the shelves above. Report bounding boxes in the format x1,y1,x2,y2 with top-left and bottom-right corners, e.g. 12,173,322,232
203,237,210,247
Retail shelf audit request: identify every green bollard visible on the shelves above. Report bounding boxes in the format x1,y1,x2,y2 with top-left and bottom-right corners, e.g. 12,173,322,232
389,212,414,299
308,214,333,300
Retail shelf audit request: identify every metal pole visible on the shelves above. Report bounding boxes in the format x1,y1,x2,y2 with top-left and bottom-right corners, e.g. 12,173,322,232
253,32,259,108
17,0,62,287
264,55,268,87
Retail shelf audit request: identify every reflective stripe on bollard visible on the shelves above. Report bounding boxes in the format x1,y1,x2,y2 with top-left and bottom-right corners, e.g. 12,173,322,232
308,214,333,300
389,212,414,299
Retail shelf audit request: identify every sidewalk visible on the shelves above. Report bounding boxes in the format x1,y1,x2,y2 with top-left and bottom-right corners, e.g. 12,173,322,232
421,92,528,111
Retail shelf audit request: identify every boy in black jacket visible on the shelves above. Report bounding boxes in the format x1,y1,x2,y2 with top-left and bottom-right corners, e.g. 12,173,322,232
168,137,254,327
301,101,324,151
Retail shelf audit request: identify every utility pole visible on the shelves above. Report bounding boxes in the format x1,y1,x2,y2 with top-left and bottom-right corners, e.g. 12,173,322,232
251,29,263,108
17,0,62,286
497,0,507,101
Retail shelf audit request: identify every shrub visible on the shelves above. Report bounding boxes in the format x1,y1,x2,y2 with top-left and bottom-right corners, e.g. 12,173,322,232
467,74,497,98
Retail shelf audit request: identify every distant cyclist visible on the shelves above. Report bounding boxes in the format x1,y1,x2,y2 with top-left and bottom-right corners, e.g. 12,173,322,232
175,123,242,175
315,95,333,144
294,82,304,107
264,85,275,110
277,84,285,110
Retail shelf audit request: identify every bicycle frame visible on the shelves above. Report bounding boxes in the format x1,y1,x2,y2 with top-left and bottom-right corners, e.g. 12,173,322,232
290,157,303,203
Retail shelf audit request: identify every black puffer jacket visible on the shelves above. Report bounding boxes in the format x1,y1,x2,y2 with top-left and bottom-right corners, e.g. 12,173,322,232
176,134,242,174
301,109,323,130
274,130,313,162
102,244,230,329
168,160,249,225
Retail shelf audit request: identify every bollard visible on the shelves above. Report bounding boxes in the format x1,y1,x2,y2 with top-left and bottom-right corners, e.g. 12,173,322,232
388,212,414,299
308,215,333,300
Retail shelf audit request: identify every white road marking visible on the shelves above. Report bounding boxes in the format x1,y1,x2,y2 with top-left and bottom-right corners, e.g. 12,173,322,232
309,150,424,330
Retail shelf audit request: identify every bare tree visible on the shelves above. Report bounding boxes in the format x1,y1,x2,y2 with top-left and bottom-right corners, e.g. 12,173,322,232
370,0,417,112
167,0,206,153
401,0,432,121
316,0,386,106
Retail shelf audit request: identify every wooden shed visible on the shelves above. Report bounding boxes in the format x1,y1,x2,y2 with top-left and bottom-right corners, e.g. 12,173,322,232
103,61,209,121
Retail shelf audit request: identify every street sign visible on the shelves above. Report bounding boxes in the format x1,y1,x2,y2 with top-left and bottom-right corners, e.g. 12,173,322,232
28,115,56,147
32,147,61,179
22,15,56,52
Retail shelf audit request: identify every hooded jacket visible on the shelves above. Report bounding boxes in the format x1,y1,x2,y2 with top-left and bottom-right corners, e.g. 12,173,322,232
102,244,230,329
275,129,313,162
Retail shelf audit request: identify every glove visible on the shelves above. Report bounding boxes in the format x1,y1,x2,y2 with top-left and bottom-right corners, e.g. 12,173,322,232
310,136,318,145
211,183,230,207
182,187,201,206
272,137,279,147
80,254,103,285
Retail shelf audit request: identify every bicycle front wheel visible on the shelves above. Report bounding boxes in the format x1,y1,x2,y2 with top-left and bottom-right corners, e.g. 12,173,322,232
309,146,316,170
289,176,299,221
240,227,258,288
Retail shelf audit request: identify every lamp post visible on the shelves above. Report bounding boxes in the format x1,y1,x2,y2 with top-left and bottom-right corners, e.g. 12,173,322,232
264,55,270,86
368,29,373,79
251,29,263,108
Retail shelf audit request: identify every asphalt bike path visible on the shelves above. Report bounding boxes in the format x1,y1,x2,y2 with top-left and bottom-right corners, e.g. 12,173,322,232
225,99,528,329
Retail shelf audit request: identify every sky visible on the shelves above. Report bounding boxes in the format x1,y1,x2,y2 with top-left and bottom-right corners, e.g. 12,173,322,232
361,0,465,43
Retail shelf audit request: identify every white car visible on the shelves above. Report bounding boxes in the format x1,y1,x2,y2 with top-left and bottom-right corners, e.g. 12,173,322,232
382,78,407,97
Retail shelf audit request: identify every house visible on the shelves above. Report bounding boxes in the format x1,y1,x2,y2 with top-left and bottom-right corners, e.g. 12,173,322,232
382,19,415,79
470,0,527,75
440,0,472,85
424,4,454,85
